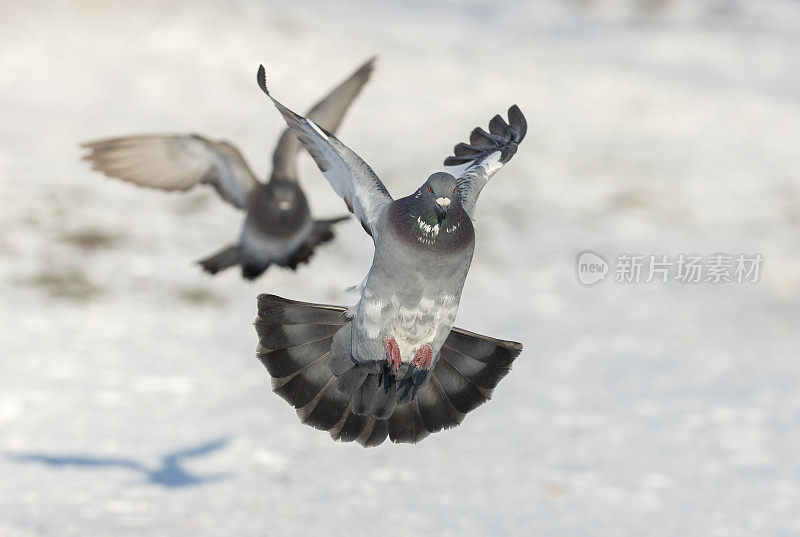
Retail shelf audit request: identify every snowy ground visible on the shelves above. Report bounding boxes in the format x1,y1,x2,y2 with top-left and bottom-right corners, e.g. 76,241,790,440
2,0,800,535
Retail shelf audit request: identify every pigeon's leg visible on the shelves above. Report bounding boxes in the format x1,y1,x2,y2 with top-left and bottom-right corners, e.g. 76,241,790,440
411,344,433,370
385,337,401,370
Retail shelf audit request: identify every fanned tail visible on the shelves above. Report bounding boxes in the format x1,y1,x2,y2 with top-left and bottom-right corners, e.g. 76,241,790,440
255,294,522,447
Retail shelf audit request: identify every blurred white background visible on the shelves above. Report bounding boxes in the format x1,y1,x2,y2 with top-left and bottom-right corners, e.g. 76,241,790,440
1,0,800,535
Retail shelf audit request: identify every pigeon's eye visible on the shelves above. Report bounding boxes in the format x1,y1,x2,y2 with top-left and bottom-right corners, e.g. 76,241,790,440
428,186,433,193
453,187,457,193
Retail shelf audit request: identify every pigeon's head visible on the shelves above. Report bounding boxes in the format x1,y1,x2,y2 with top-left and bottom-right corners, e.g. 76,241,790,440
268,180,299,212
421,172,457,223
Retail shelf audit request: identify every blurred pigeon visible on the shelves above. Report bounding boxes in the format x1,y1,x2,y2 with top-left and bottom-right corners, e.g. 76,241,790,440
81,58,376,280
254,65,526,446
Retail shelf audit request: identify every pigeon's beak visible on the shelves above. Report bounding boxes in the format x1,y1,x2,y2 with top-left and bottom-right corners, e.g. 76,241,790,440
435,197,450,223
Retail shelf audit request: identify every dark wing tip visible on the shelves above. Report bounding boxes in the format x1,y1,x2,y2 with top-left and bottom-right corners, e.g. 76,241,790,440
444,155,473,166
358,57,377,83
507,105,527,143
256,65,269,95
443,105,527,167
488,114,511,138
351,56,377,80
506,340,523,354
361,55,378,74
453,142,484,158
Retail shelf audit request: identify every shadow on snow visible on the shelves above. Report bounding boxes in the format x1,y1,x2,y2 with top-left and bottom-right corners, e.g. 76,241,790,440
7,437,230,488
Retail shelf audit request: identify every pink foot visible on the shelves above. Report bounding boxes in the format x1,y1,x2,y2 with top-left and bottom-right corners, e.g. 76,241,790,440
412,344,433,370
385,336,401,370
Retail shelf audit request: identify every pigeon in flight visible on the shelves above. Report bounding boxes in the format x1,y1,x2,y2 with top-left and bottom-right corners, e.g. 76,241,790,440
254,65,526,446
81,58,376,280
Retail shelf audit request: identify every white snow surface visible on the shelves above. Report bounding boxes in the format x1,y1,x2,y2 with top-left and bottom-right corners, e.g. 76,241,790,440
2,0,800,535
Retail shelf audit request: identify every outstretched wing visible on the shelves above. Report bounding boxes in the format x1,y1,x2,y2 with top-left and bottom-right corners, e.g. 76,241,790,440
443,105,527,219
81,134,259,209
271,57,376,182
258,65,392,239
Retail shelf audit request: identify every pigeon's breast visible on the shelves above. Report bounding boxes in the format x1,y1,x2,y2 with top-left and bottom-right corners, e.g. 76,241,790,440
241,185,313,263
241,217,313,264
350,203,475,364
385,201,475,255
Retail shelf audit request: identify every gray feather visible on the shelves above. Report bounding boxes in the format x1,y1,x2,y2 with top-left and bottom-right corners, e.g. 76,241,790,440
351,374,380,415
358,418,390,447
80,134,259,209
257,338,334,379
270,350,336,409
257,294,346,325
335,366,369,396
297,379,351,431
388,402,429,444
271,57,376,182
331,410,371,442
328,323,357,376
255,322,340,350
415,376,465,433
367,374,398,419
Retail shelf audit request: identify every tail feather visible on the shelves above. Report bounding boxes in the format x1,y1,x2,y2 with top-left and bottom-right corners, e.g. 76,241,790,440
439,328,519,389
297,378,351,431
330,322,367,393
242,263,270,280
414,375,465,433
270,351,335,409
388,402,430,444
257,337,334,379
332,408,371,442
330,352,357,376
360,418,389,447
354,418,378,446
197,244,241,275
352,374,379,415
439,347,509,390
431,359,491,414
335,366,368,395
368,376,398,419
283,216,349,270
255,294,522,447
255,323,340,350
445,327,520,367
257,295,346,325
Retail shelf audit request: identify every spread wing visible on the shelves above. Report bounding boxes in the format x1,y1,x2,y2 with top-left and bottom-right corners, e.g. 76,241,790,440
271,57,376,182
257,65,392,239
80,134,259,209
443,105,527,219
